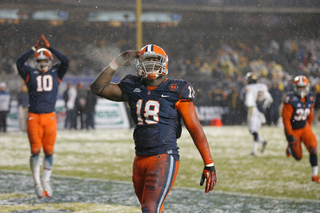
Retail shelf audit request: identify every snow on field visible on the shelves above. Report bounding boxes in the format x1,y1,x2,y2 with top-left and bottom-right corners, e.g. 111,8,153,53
1,170,320,213
1,126,320,212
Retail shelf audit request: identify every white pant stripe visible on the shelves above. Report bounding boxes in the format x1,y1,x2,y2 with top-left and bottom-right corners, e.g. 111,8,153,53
156,155,174,213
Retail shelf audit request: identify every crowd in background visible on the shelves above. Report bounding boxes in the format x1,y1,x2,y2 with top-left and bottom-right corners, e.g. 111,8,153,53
1,21,320,81
61,81,98,131
1,13,320,129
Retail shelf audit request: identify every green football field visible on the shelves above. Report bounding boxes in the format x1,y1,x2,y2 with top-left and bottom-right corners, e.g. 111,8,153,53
1,125,320,212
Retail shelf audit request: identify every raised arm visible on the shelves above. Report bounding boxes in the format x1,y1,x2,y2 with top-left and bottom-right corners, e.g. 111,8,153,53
16,35,46,78
49,47,69,79
40,34,69,79
16,49,34,79
90,50,139,101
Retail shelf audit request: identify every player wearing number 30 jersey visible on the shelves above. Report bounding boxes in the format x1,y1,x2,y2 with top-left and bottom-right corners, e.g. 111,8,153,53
282,75,319,183
91,44,217,213
16,34,69,198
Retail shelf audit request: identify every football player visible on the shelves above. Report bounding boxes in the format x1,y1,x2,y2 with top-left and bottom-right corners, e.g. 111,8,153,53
16,34,69,198
90,44,217,213
282,75,319,183
245,73,273,156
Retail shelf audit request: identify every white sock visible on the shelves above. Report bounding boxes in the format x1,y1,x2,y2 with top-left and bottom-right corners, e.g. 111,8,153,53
258,135,265,143
252,141,258,154
42,155,53,183
312,166,319,177
30,155,41,185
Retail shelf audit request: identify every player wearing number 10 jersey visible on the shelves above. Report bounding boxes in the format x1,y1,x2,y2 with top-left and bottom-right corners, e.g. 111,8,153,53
16,34,69,198
282,75,319,183
91,44,217,213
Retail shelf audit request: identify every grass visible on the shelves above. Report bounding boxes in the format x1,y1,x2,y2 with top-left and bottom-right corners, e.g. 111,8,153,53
1,125,320,201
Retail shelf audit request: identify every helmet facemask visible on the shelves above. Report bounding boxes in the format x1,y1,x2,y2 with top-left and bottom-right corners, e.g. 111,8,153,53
34,48,52,73
294,85,309,98
136,44,168,80
293,75,310,98
36,59,51,72
136,55,167,79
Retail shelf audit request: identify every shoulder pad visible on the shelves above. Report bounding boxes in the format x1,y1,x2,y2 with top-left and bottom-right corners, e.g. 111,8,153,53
168,79,190,90
166,79,194,101
121,74,140,84
283,92,293,104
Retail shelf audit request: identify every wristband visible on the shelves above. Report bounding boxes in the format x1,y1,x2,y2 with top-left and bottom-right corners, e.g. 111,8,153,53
205,163,214,167
31,46,37,52
109,59,119,71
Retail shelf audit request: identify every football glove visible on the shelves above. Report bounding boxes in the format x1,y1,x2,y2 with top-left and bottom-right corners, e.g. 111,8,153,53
109,51,139,70
41,34,50,48
286,134,298,159
33,38,43,50
286,134,296,143
200,165,217,193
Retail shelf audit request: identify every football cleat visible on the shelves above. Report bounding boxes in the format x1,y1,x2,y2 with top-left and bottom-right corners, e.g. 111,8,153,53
249,151,256,156
42,181,53,197
34,184,45,199
312,175,320,183
261,141,267,153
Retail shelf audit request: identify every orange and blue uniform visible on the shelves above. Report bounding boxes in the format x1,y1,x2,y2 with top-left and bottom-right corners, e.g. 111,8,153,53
119,75,213,212
282,91,317,161
16,47,69,155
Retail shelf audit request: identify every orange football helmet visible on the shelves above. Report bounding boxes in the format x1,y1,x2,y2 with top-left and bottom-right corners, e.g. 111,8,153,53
136,44,168,80
34,48,52,73
293,75,310,98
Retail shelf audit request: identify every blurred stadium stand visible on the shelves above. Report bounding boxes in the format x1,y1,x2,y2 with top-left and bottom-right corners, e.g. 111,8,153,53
1,0,320,118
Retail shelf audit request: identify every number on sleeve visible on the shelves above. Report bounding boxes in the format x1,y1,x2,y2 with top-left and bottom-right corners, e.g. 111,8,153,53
188,85,195,99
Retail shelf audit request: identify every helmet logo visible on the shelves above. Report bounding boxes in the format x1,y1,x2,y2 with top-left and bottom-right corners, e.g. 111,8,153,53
145,44,154,53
